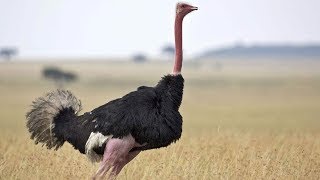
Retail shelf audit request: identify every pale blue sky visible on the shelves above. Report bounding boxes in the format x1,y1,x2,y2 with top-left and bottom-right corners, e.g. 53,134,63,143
0,0,319,58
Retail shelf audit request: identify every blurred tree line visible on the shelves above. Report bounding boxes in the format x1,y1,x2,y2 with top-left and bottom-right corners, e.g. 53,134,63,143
0,47,18,61
42,67,78,88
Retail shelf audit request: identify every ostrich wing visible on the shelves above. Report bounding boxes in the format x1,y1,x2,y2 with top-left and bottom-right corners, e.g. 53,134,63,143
88,75,183,152
90,87,158,141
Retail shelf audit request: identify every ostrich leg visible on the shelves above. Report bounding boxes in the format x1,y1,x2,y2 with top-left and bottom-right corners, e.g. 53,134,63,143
112,150,141,175
93,134,142,180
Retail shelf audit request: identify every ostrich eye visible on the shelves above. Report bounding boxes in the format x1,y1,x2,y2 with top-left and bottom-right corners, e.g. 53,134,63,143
181,5,186,8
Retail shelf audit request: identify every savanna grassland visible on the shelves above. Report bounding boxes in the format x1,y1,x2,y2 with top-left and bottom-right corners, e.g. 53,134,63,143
1,59,320,179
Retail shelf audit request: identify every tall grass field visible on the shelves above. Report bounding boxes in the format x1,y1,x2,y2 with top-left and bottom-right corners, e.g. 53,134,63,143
1,59,320,179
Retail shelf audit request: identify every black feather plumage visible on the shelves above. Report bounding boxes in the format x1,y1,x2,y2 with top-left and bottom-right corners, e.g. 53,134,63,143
26,74,184,156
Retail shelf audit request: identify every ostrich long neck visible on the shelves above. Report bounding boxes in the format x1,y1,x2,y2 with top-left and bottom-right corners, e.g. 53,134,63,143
172,15,183,75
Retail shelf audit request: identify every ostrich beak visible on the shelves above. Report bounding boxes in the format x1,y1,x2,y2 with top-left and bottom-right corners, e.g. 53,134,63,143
190,6,198,11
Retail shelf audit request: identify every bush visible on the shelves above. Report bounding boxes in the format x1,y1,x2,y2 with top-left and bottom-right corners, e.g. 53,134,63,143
42,67,78,88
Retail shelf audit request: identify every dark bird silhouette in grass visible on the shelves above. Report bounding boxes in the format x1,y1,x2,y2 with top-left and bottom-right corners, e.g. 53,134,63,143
26,2,197,179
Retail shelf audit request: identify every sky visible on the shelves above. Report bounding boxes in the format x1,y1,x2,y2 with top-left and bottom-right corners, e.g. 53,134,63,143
0,0,320,59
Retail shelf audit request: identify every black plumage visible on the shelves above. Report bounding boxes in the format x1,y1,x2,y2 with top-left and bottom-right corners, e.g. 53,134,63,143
26,74,184,156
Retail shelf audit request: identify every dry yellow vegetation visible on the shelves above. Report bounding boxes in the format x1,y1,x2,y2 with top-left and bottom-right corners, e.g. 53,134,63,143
1,59,320,179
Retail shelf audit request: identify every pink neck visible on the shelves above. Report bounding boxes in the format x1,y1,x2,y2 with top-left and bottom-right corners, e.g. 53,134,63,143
172,15,183,75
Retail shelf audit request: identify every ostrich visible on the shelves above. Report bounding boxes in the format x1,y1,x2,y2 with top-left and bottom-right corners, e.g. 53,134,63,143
26,2,197,179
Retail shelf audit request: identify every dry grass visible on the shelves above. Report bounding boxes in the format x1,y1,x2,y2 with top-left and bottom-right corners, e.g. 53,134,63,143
1,59,320,179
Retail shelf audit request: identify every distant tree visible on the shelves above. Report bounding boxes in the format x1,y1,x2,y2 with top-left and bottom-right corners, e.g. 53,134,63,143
0,47,18,61
132,53,147,63
42,67,78,88
63,72,77,82
43,67,62,81
161,44,175,58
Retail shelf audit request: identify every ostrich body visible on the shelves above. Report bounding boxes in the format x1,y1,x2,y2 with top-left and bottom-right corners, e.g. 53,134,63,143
26,3,197,179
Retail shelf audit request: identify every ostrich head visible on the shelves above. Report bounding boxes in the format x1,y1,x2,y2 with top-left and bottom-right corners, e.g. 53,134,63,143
176,2,198,18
